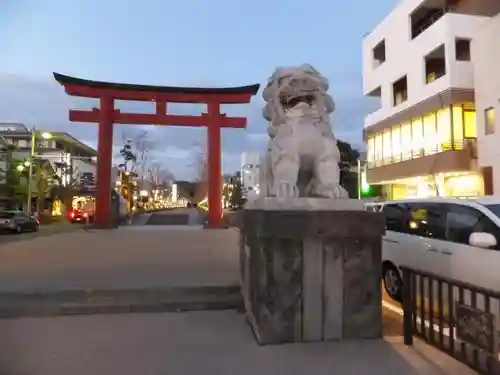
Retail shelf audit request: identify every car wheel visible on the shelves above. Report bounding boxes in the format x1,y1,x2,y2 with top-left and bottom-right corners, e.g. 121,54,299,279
382,263,402,302
15,225,22,234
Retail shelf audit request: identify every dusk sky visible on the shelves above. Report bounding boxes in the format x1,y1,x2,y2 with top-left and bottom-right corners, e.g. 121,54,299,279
0,0,396,180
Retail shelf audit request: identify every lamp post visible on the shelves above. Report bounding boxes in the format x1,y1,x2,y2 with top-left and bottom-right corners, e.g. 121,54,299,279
26,129,52,215
357,159,362,200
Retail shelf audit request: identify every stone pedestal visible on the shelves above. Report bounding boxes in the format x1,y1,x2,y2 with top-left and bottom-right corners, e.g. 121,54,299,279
239,197,385,345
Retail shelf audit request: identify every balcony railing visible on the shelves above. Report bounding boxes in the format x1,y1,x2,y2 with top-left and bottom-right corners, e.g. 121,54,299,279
367,138,477,169
401,266,500,374
412,8,445,39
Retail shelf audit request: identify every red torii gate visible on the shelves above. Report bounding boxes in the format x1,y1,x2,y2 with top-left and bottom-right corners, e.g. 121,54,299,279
53,73,259,229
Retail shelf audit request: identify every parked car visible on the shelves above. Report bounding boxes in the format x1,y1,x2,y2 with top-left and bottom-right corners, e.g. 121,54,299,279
377,197,500,303
0,211,39,233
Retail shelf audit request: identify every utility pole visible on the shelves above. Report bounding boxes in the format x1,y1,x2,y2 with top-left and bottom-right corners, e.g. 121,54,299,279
26,129,52,215
357,159,362,200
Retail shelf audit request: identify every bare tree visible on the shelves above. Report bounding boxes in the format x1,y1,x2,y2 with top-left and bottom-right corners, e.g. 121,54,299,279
148,163,175,190
118,139,136,172
191,145,208,203
51,161,80,214
117,128,158,176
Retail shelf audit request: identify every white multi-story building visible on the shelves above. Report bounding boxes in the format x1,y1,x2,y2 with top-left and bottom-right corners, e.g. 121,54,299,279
240,151,262,198
362,0,500,199
0,123,98,192
472,13,500,195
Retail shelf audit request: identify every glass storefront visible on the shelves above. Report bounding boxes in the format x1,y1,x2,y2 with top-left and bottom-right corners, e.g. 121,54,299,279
367,105,476,168
381,173,483,200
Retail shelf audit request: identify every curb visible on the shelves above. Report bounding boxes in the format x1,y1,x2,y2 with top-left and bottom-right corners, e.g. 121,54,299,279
0,285,242,319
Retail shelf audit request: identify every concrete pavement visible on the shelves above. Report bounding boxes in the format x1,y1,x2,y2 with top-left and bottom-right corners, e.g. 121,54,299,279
0,208,405,332
0,209,241,316
0,311,477,375
0,208,480,374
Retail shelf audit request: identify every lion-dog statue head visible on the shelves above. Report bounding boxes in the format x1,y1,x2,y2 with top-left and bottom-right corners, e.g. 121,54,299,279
262,64,335,138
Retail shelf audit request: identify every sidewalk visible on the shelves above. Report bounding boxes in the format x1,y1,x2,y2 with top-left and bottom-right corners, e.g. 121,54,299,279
0,311,477,375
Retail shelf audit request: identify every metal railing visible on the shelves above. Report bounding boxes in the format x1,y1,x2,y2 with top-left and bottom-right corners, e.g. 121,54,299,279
401,266,500,374
368,139,477,169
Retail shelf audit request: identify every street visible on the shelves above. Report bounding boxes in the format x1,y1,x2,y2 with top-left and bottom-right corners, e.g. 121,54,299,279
0,221,82,244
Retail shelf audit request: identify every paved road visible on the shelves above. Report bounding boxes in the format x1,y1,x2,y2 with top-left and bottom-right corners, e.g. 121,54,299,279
129,208,204,227
0,311,477,375
0,221,81,244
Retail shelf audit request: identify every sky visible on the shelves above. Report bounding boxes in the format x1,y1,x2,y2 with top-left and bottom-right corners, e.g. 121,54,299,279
0,0,396,180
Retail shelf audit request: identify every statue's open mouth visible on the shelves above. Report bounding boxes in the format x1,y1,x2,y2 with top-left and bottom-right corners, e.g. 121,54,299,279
280,94,315,109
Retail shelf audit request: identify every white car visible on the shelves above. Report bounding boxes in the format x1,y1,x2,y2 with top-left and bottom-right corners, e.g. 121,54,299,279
377,197,500,303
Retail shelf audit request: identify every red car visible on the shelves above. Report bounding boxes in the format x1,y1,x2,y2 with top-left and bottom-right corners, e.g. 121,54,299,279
67,209,92,224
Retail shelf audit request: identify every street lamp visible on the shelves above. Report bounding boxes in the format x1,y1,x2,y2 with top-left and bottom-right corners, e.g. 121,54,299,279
27,129,52,215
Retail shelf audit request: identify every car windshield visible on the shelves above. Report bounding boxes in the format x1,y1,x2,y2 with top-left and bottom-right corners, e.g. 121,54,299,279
482,204,500,219
0,212,15,219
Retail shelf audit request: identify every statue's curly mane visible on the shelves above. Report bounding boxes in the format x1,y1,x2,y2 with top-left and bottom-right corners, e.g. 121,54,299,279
262,64,335,138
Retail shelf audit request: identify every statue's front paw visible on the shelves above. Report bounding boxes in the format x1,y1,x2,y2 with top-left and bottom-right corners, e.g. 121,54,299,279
313,184,348,199
274,183,299,198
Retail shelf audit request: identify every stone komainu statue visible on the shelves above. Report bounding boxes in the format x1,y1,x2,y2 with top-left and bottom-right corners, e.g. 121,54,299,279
259,64,348,199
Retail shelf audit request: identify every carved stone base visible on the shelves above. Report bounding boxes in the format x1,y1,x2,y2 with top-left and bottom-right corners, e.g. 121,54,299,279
239,198,385,345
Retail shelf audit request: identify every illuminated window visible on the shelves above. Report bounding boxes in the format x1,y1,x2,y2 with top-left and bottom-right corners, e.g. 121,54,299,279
423,113,437,154
391,125,402,163
367,137,375,166
437,108,452,150
401,122,412,160
452,106,464,149
485,107,495,135
374,133,383,166
411,117,423,157
463,110,476,138
383,129,392,164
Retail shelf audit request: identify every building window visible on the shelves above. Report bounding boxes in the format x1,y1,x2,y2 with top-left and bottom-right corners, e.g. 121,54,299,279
374,133,383,166
392,76,408,106
425,45,446,84
463,110,477,138
437,107,452,150
410,5,445,40
401,122,412,160
411,117,424,157
372,40,386,68
366,107,477,169
391,125,402,163
367,137,375,167
455,38,471,61
485,107,495,135
423,112,437,154
382,129,392,164
452,106,464,148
